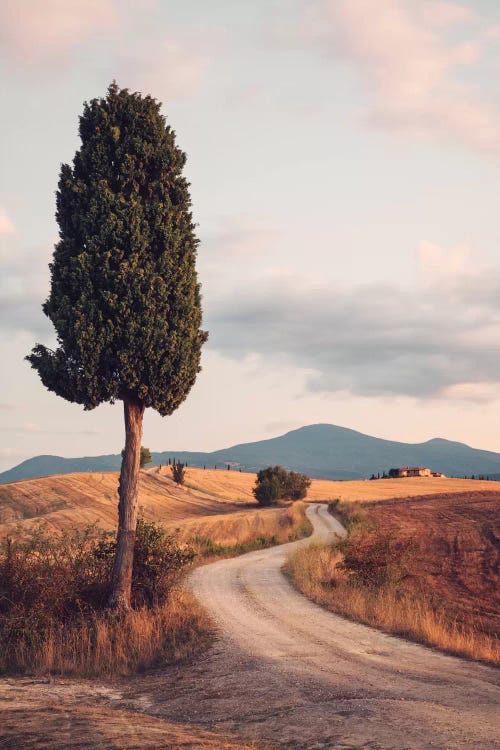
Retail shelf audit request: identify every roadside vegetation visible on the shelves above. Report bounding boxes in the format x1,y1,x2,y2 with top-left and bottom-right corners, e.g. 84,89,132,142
288,495,499,665
0,498,311,676
0,519,211,676
187,501,312,559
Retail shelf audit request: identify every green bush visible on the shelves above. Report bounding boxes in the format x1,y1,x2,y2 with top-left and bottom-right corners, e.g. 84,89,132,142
253,466,311,505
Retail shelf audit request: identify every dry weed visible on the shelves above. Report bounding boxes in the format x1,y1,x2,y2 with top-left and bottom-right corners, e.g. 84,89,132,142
288,543,499,664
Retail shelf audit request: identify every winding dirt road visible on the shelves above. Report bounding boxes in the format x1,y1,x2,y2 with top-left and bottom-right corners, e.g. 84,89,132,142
2,504,499,749
148,503,499,749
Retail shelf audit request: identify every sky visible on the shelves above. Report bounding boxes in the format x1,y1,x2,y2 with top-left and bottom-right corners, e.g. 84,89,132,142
1,0,500,471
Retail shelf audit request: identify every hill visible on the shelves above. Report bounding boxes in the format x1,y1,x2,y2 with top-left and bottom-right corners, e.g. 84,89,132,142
0,470,245,537
2,466,500,539
3,424,500,483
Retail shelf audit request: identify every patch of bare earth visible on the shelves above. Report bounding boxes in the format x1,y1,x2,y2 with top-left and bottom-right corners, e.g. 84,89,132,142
0,678,262,750
363,491,500,638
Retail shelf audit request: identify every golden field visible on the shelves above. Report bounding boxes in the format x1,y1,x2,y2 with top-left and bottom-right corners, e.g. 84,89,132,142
2,465,500,538
177,465,500,504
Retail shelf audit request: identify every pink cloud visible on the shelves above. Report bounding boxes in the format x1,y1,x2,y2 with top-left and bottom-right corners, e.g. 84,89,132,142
0,208,15,234
417,240,472,282
118,38,208,100
302,0,500,156
0,0,117,65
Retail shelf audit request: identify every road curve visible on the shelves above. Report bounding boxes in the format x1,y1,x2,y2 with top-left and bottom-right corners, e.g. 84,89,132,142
185,503,499,749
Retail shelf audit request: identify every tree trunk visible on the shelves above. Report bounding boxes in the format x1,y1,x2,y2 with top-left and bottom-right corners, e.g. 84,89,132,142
109,397,145,609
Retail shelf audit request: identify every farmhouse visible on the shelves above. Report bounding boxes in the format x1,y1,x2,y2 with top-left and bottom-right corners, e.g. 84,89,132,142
391,466,432,478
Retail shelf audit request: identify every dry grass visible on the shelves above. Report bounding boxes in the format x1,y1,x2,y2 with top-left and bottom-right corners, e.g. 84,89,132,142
1,588,212,677
0,470,244,538
182,501,312,558
3,467,499,538
288,543,499,664
177,466,500,504
0,488,311,678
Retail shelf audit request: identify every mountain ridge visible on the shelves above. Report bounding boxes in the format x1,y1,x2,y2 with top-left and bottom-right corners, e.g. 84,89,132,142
2,423,500,484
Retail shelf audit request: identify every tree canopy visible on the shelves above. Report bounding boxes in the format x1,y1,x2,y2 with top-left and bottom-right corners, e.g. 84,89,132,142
253,466,311,506
26,82,207,415
26,83,207,609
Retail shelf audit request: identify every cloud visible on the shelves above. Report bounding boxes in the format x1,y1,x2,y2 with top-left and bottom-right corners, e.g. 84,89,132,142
206,244,500,401
0,2,209,100
416,240,476,283
117,37,208,101
0,236,53,336
202,218,280,264
0,208,15,234
295,0,500,156
21,422,41,432
0,0,117,65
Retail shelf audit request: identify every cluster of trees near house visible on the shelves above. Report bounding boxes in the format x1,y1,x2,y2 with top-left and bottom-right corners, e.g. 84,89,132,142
370,469,495,480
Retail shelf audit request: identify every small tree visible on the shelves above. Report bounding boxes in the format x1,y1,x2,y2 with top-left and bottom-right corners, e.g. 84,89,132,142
171,462,185,485
121,446,152,469
26,84,207,609
284,471,311,500
253,466,311,506
253,476,282,506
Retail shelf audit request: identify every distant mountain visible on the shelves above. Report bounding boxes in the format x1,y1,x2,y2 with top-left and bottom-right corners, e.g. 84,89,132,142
2,423,500,484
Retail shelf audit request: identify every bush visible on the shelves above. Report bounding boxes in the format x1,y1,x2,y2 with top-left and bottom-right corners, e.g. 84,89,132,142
253,466,311,505
253,477,282,506
337,530,413,588
285,470,311,500
171,462,186,485
0,518,195,673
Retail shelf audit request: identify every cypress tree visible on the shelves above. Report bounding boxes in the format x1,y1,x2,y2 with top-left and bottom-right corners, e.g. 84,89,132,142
26,83,207,609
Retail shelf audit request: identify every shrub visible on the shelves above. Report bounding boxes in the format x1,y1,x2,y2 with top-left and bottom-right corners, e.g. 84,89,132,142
285,471,311,500
253,466,311,505
337,530,412,588
171,462,186,485
253,477,282,506
0,518,195,673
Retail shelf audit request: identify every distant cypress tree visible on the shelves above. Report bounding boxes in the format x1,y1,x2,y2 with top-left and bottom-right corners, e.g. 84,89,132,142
26,83,207,609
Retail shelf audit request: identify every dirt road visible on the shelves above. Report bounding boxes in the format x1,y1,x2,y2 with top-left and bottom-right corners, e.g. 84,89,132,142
2,504,499,749
138,503,499,749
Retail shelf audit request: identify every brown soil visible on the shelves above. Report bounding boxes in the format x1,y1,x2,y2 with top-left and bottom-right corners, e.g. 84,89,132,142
0,679,262,750
362,491,500,637
1,507,499,749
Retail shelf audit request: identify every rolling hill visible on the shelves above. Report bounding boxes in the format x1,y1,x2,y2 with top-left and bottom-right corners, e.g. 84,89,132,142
2,466,499,539
3,423,500,483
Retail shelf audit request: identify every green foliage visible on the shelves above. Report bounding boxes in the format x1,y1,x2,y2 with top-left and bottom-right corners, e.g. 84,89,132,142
26,82,207,415
0,518,195,639
286,470,312,500
121,446,152,468
253,465,311,506
171,462,185,485
189,534,279,558
96,518,194,606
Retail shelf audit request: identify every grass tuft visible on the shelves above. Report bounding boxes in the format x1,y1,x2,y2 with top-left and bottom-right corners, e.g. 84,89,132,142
287,536,499,664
